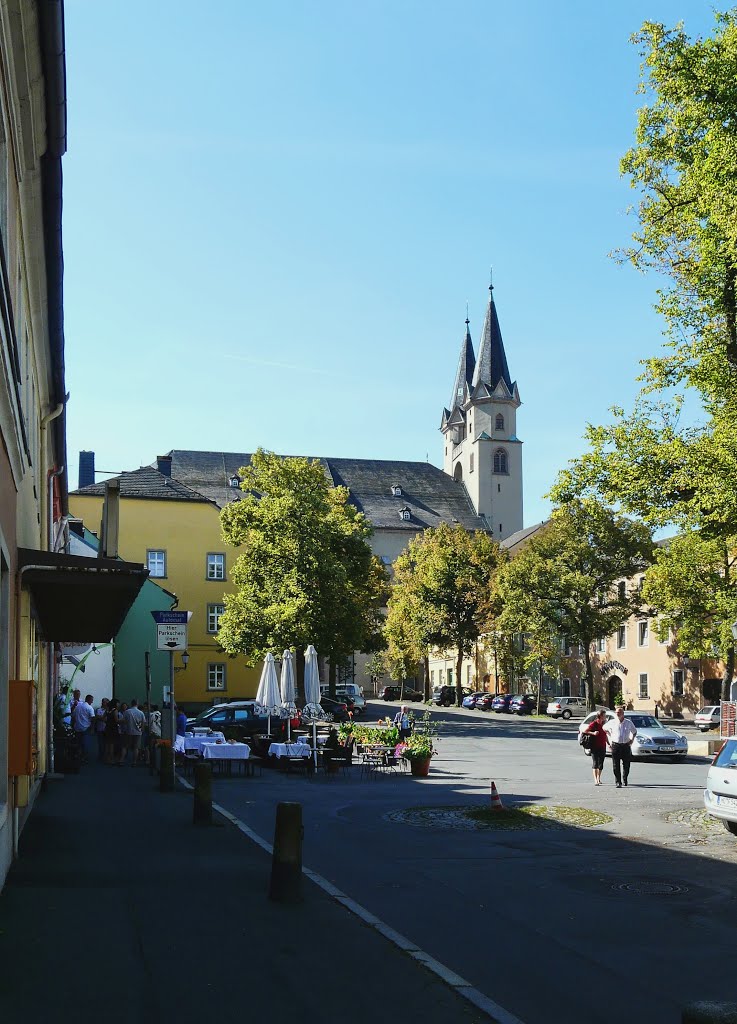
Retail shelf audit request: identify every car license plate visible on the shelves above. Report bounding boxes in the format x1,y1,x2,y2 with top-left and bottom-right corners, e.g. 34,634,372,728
717,795,737,809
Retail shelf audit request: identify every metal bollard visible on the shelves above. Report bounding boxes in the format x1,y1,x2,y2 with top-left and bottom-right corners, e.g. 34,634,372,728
159,743,174,793
193,761,212,826
683,1003,737,1023
269,802,303,903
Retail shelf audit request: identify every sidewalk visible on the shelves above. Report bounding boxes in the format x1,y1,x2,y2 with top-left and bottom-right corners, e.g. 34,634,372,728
0,761,484,1024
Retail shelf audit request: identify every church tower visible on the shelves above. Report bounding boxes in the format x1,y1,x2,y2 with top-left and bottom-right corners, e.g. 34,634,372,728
440,280,522,540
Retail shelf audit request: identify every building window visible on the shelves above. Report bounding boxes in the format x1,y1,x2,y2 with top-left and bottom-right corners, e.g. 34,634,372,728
207,663,226,691
229,475,241,488
493,448,508,474
616,625,626,650
638,673,648,698
596,637,606,653
673,670,684,697
147,549,166,578
447,668,453,686
430,670,435,685
638,620,649,647
617,581,626,601
206,553,225,580
470,453,474,473
438,669,443,684
207,604,224,634
399,507,411,522
495,413,504,431
391,485,402,497
577,679,585,697
659,620,670,645
466,665,471,684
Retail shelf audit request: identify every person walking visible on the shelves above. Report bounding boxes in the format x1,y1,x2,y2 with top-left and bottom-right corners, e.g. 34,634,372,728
584,709,608,786
393,705,412,740
72,694,95,763
604,706,637,787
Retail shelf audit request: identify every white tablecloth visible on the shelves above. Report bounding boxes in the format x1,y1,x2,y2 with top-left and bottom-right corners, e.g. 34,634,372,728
184,733,226,752
268,742,312,759
201,743,250,760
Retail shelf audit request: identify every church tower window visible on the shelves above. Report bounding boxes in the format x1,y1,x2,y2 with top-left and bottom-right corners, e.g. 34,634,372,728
495,413,504,431
493,449,508,474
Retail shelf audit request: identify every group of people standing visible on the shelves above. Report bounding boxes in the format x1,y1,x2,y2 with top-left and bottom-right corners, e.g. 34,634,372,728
583,707,638,787
64,688,162,767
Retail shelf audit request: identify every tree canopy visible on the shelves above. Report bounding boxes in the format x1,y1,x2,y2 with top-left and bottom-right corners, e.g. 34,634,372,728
494,500,653,709
384,523,504,706
217,450,386,679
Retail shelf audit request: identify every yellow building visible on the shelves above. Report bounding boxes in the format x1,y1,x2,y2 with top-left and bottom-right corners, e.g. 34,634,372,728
70,460,259,710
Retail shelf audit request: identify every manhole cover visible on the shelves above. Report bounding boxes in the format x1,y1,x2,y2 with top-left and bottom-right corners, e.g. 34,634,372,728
613,880,689,896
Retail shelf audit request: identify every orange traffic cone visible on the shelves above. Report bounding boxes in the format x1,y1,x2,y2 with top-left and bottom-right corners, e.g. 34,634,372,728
489,781,506,812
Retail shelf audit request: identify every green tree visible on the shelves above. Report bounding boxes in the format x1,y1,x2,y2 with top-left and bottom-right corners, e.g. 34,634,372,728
619,12,737,400
218,449,386,690
385,523,503,707
642,533,737,700
494,500,653,710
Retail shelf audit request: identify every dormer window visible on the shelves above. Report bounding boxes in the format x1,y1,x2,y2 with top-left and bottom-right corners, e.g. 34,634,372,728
495,414,504,431
399,506,411,522
229,475,241,488
391,485,402,497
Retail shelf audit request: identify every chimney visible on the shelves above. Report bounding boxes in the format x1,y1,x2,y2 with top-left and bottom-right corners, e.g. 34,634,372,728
78,450,95,489
156,455,172,477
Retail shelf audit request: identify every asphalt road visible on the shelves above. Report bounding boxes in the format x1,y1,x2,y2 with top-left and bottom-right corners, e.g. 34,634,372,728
211,703,737,1024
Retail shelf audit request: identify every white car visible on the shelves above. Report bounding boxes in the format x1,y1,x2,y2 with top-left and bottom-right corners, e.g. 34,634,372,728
546,696,587,719
694,706,721,732
578,710,689,760
704,738,737,835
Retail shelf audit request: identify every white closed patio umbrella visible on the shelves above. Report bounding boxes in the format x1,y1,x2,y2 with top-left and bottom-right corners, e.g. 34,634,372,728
280,649,297,741
255,652,281,737
304,644,322,769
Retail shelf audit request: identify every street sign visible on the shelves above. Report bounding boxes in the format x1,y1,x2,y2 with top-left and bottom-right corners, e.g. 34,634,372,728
156,623,188,651
151,610,192,652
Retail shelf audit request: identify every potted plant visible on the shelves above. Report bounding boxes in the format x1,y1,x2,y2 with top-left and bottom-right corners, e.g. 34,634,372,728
399,732,437,776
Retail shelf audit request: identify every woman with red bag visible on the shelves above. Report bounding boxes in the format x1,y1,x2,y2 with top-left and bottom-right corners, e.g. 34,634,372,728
585,709,608,786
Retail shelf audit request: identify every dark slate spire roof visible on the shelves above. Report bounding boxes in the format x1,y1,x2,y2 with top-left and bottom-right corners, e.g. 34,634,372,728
449,318,476,409
471,285,514,394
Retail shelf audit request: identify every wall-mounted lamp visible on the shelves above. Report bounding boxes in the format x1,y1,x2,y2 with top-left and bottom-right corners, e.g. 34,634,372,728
182,650,190,669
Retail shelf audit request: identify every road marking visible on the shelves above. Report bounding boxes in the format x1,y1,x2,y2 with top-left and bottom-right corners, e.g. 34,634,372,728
178,775,526,1024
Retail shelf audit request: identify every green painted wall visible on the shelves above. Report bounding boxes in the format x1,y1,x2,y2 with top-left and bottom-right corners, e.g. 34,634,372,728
114,580,176,706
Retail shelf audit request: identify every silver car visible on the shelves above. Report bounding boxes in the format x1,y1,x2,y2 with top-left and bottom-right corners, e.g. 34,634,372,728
704,738,737,835
546,696,587,719
578,710,689,760
694,706,720,732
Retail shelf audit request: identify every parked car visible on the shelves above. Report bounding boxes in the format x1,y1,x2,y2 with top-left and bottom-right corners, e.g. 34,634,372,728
462,691,486,709
321,683,366,716
578,710,689,760
509,694,540,716
430,685,473,707
694,706,721,732
546,696,587,720
186,700,280,740
491,693,516,713
704,738,737,835
318,696,351,722
431,685,455,707
380,684,423,702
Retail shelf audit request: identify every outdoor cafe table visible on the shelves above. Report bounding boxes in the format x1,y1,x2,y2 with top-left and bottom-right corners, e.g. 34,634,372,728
268,742,312,759
201,742,250,760
183,732,226,753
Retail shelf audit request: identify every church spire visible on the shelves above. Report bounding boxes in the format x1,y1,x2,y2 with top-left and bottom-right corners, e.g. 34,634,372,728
471,277,514,394
449,314,476,410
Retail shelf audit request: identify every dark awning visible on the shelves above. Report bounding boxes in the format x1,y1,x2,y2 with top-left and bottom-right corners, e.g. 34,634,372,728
18,548,149,642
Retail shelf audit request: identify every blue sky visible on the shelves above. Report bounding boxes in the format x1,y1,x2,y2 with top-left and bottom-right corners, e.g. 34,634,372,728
63,0,717,525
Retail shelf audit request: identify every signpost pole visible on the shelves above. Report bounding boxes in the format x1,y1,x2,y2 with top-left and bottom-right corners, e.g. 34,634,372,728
169,651,175,789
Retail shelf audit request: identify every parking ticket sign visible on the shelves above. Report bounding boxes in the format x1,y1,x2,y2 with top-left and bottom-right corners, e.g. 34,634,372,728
151,610,191,651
